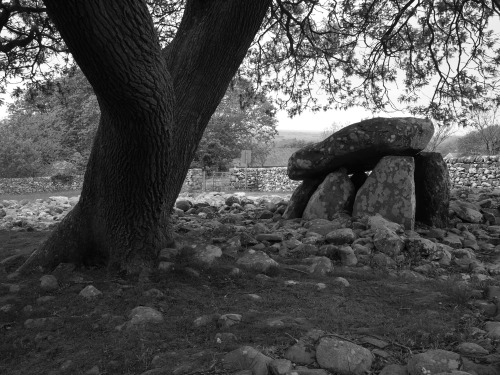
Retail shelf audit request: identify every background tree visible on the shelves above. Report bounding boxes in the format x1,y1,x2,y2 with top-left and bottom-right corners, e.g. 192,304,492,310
424,122,456,153
0,0,496,274
192,78,277,171
456,103,500,154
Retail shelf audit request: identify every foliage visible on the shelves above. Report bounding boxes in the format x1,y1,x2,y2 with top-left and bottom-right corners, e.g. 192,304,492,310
275,138,314,148
456,104,500,154
424,123,456,152
0,66,99,174
192,78,278,171
0,130,42,177
0,1,499,122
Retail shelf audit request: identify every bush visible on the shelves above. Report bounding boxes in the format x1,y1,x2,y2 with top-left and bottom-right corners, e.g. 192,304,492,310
0,133,43,177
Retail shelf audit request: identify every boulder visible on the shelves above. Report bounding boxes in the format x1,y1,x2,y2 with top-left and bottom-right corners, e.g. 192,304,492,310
288,117,433,180
303,169,355,220
283,177,324,219
316,337,373,375
414,152,450,228
450,200,483,223
406,349,460,375
236,250,279,273
353,156,416,230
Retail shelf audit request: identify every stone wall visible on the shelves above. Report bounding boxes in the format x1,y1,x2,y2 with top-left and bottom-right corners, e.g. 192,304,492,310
230,167,300,191
181,168,203,192
0,175,85,195
446,155,500,189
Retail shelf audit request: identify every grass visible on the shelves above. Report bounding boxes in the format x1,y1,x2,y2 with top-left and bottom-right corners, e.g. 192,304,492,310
0,189,82,202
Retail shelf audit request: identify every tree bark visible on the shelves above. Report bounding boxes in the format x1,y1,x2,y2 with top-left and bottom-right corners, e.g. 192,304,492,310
19,0,271,274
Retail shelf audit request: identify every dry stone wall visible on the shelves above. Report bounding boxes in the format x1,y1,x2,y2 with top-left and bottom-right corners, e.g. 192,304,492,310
0,176,84,195
446,155,500,189
230,167,300,191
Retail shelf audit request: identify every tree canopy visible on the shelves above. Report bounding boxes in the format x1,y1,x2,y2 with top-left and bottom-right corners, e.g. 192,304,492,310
1,0,500,124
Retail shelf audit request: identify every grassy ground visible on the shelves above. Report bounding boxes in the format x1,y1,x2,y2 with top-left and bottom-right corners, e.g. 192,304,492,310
0,190,82,202
0,228,486,375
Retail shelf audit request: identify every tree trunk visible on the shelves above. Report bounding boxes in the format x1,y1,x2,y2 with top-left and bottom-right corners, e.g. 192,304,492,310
19,0,271,274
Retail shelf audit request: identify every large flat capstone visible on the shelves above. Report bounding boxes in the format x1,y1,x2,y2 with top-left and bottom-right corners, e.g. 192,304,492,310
288,117,433,180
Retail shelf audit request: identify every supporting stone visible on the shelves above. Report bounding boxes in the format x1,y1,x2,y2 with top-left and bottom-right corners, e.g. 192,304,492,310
352,156,416,230
414,152,449,228
282,177,324,220
303,168,355,220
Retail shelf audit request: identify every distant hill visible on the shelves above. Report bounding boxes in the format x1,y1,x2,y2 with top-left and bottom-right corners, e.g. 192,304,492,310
274,130,323,147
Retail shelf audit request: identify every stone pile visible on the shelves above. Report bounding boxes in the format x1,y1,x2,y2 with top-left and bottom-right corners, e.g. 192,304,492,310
0,195,78,230
285,117,450,229
4,189,500,374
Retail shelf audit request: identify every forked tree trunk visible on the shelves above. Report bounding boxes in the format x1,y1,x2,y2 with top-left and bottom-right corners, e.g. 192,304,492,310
18,0,271,274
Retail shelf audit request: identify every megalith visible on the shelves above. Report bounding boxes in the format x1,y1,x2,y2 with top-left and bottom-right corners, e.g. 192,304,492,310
282,177,324,219
303,168,355,220
288,117,434,180
414,152,450,228
352,156,416,230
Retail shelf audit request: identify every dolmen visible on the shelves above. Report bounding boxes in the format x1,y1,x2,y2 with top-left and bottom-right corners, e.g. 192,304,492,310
284,117,450,229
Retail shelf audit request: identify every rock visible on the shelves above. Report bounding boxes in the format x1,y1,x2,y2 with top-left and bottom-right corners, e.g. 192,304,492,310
39,275,59,291
367,215,403,233
404,237,437,260
339,246,357,266
379,364,408,375
373,227,405,257
283,178,324,219
256,233,283,242
414,152,450,228
222,346,273,375
269,359,293,375
316,336,373,375
353,156,416,230
225,196,241,206
450,201,483,223
128,306,164,326
236,250,279,273
193,314,221,328
284,341,316,365
457,342,489,356
79,285,102,299
304,256,333,276
303,169,355,220
175,200,192,212
288,117,434,179
406,349,460,375
307,217,351,236
484,321,500,339
193,244,222,266
326,228,356,245
218,314,242,328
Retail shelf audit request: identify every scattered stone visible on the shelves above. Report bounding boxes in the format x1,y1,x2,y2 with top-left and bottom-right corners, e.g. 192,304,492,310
79,285,102,299
406,349,460,375
316,336,373,375
39,275,59,291
373,227,404,257
193,314,221,328
218,314,242,328
128,306,164,326
269,359,293,375
304,256,333,276
284,341,316,365
236,250,279,273
326,228,356,245
339,246,358,266
457,342,489,356
222,346,273,375
450,200,483,223
379,364,408,375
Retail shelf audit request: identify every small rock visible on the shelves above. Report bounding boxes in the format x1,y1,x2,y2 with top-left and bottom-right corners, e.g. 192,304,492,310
284,340,316,365
218,314,242,328
193,314,220,328
326,228,356,245
79,285,102,299
236,250,279,273
128,306,164,325
406,349,460,375
269,359,293,375
40,275,59,291
379,364,408,375
222,346,272,375
332,277,350,287
85,365,100,375
457,342,489,356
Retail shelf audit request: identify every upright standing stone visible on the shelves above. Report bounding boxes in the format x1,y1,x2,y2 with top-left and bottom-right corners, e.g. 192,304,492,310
353,156,416,230
303,169,355,220
283,177,324,219
414,152,450,228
